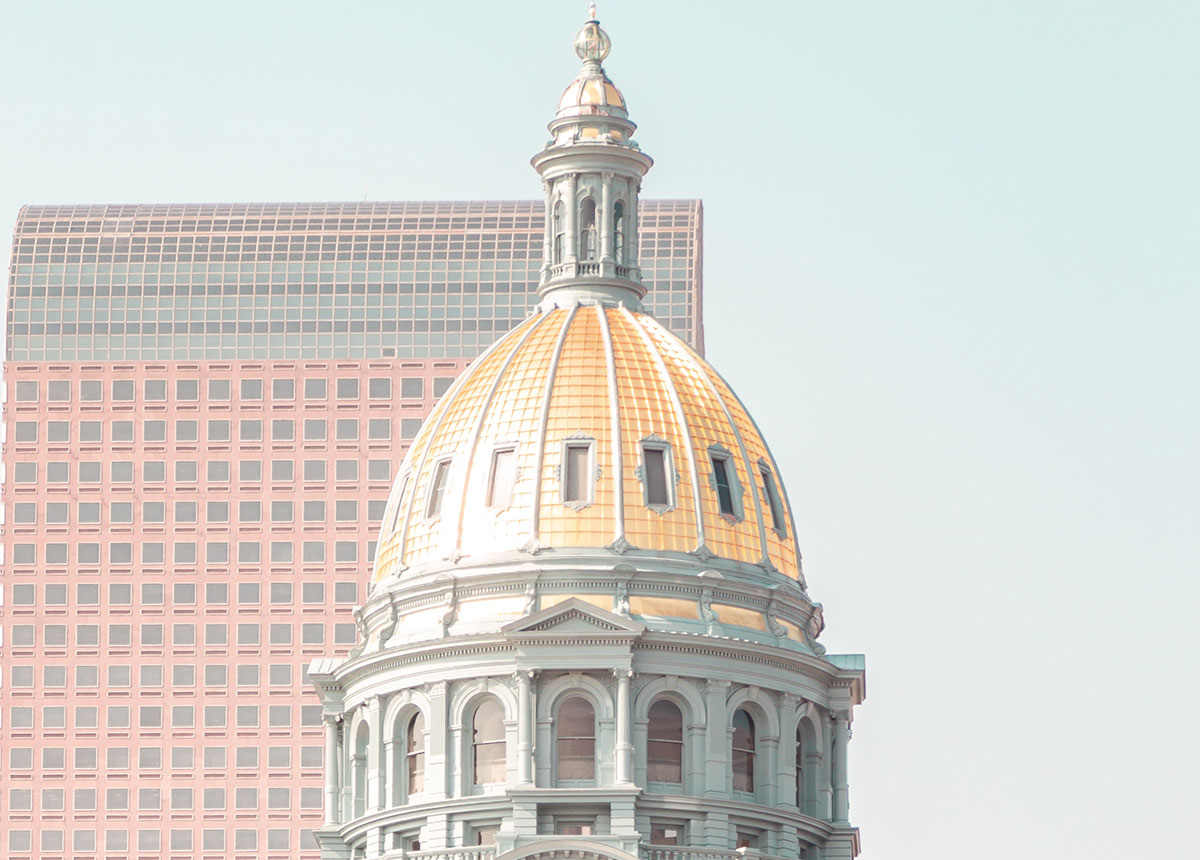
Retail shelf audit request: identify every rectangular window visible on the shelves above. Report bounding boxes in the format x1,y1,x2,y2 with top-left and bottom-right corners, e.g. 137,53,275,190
271,459,294,481
48,380,70,402
81,379,103,402
240,419,262,441
177,379,199,401
14,420,38,442
369,377,392,398
239,459,262,483
241,379,263,400
711,454,736,517
336,418,359,440
487,447,517,507
564,442,592,505
304,459,326,481
643,445,671,507
759,464,785,533
272,419,295,441
272,378,295,400
304,418,326,441
426,459,452,518
208,378,231,401
336,378,359,399
335,459,358,482
368,417,392,440
144,379,167,401
47,420,69,442
304,378,327,400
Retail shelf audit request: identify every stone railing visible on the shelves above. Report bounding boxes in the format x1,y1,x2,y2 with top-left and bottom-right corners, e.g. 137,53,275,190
640,848,794,860
381,849,496,860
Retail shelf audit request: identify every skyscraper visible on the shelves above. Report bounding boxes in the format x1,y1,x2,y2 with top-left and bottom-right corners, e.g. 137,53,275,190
312,8,864,860
1,196,702,857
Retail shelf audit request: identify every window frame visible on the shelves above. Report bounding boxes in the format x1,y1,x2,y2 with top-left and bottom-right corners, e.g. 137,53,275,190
424,457,453,520
470,697,507,788
708,445,745,522
638,437,676,513
560,436,596,510
554,695,597,786
757,458,787,538
485,444,518,510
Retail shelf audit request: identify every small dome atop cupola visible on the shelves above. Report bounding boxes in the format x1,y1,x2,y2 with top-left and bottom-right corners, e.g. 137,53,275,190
574,10,611,61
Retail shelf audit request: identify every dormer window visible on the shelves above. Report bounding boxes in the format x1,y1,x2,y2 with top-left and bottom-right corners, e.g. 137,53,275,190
486,447,517,508
580,198,598,261
639,439,674,511
561,439,594,508
758,461,785,535
425,458,452,519
711,453,736,517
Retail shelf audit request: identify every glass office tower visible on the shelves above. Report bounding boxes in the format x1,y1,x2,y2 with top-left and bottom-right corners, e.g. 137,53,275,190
0,199,702,859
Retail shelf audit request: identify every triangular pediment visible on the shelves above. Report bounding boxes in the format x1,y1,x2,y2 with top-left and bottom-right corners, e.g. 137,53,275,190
502,597,645,638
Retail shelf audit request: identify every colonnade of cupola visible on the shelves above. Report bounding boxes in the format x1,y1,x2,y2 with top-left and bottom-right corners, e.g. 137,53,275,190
540,170,641,287
310,599,863,860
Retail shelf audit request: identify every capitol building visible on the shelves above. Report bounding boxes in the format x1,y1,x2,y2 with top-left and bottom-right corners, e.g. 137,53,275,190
309,10,866,860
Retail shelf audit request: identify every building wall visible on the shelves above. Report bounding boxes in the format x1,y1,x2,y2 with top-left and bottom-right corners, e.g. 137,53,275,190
0,201,703,860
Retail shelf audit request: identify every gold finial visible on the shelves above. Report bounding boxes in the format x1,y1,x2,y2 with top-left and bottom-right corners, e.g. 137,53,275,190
589,2,597,21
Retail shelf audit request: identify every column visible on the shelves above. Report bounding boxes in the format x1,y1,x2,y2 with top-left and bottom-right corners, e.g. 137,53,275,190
517,670,534,784
614,669,633,784
600,173,613,267
832,712,850,823
542,180,553,279
366,696,385,813
628,182,640,269
324,715,342,827
564,173,578,263
703,679,730,800
819,711,834,820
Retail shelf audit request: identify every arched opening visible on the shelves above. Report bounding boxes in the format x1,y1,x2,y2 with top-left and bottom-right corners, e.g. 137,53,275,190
553,200,566,264
731,709,756,793
580,198,598,261
406,712,425,796
352,722,369,818
795,724,804,807
556,696,596,782
613,201,625,264
646,699,683,784
472,698,507,785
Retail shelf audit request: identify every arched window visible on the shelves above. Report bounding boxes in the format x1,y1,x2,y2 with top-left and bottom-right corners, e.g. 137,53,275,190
795,724,804,807
472,698,506,785
731,709,756,793
613,201,625,263
553,200,566,264
646,699,684,783
556,697,595,781
406,712,425,796
580,198,598,260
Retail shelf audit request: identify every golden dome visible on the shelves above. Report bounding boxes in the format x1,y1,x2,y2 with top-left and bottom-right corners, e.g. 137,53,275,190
373,303,801,583
557,73,627,117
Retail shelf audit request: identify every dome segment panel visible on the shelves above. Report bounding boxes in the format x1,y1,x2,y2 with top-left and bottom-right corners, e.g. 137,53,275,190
609,308,699,553
637,316,765,566
537,307,616,548
455,312,563,559
389,314,546,570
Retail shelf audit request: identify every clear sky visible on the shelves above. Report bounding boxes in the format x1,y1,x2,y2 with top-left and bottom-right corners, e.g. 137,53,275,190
3,1,1197,857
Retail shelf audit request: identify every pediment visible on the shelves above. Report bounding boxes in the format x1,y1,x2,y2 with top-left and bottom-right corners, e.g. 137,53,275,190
502,597,645,639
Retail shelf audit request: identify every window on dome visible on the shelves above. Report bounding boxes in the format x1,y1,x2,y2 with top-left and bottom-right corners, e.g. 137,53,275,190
553,200,566,264
472,698,506,785
580,198,598,261
486,447,517,508
641,442,673,509
563,441,593,507
711,453,737,517
556,697,596,781
406,713,425,796
646,700,683,783
759,462,786,535
425,459,451,519
352,723,369,819
731,709,756,793
613,201,625,263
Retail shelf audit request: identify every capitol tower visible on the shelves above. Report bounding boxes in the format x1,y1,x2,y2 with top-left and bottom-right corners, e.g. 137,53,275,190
310,9,866,860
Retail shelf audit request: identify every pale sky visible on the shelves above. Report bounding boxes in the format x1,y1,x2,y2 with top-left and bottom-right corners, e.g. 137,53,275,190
2,2,1197,857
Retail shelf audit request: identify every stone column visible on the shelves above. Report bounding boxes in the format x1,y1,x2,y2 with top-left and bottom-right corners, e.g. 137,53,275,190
600,173,613,267
614,669,633,784
628,182,640,269
324,715,342,827
832,712,850,823
564,173,579,264
703,679,730,799
517,670,534,785
542,180,553,278
366,696,384,813
819,711,834,820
